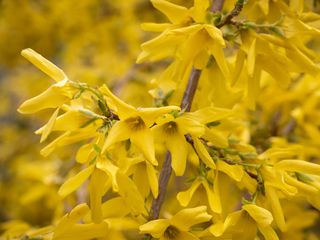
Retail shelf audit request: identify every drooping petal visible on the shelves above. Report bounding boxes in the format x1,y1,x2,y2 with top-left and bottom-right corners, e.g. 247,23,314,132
53,222,109,240
146,162,159,197
209,43,230,80
265,185,287,231
117,172,147,216
247,39,256,77
89,168,108,223
39,107,59,143
193,138,216,169
96,157,119,191
202,177,221,213
170,206,211,231
21,48,66,82
166,133,189,176
176,116,205,136
258,225,279,240
183,106,232,124
101,197,130,218
139,219,170,238
58,165,95,198
102,121,131,153
177,178,202,206
189,0,210,23
54,204,91,237
131,127,157,166
242,204,273,227
151,0,189,24
203,127,228,148
204,25,225,47
217,160,244,182
275,160,320,175
18,82,72,114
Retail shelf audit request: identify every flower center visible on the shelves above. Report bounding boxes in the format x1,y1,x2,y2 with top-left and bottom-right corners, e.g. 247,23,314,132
164,225,180,239
163,121,178,135
125,116,146,131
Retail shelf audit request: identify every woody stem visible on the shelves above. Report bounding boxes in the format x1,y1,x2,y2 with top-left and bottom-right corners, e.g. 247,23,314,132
148,0,227,225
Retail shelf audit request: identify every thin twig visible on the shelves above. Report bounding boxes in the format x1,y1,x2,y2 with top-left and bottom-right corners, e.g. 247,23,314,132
149,151,172,220
216,0,245,28
147,0,245,226
148,68,202,221
180,68,202,111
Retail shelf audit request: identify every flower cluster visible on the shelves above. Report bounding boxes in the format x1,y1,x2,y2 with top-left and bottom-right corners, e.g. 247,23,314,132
2,0,320,240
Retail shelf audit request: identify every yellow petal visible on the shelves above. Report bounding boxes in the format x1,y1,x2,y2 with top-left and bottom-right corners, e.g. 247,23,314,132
204,25,225,47
183,106,232,124
53,222,109,240
39,108,59,143
175,116,205,136
139,219,170,238
102,197,130,218
76,143,94,164
189,0,210,23
209,43,229,79
166,133,189,176
18,83,71,114
146,162,159,197
99,84,136,119
177,178,202,206
102,120,130,153
139,105,180,127
96,157,119,191
89,168,108,223
131,127,157,166
242,204,273,227
265,185,287,231
203,127,228,148
217,160,244,182
117,172,147,216
193,138,216,169
151,0,189,24
21,48,66,82
258,225,279,240
247,39,256,77
202,179,221,213
170,206,211,231
283,172,319,195
58,165,95,198
275,160,320,175
54,204,90,237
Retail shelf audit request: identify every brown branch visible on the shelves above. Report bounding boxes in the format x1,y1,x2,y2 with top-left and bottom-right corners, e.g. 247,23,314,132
180,68,202,111
147,0,245,227
211,0,225,12
216,0,245,28
149,152,172,220
148,67,202,221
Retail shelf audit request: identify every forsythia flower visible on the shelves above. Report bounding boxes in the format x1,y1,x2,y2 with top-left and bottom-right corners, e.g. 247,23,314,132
140,206,211,240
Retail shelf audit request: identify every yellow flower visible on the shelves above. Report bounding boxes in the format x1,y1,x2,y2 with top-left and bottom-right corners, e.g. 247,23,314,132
152,112,204,176
100,84,180,166
209,204,279,240
177,175,221,213
140,206,211,240
18,49,77,114
138,0,228,75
